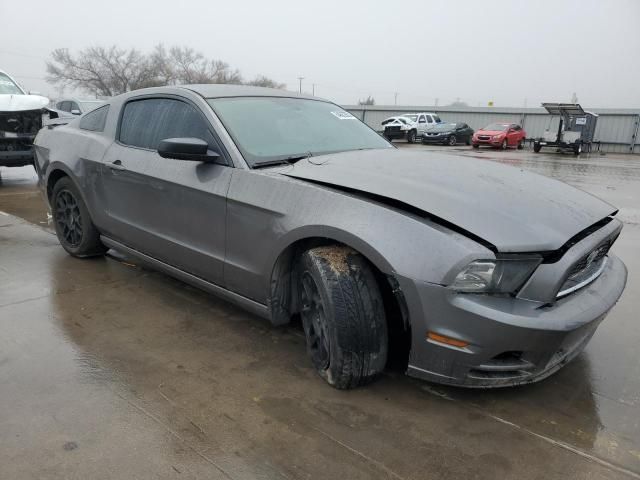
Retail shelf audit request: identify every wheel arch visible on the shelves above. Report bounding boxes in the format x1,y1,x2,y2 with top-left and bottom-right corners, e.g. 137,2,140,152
267,228,411,369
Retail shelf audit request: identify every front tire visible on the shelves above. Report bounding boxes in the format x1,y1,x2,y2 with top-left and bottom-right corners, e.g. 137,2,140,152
533,142,542,153
501,139,508,150
51,177,106,257
407,130,417,143
448,135,457,146
299,246,388,389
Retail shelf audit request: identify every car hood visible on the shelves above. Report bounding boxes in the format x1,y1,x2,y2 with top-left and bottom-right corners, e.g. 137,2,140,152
282,149,616,252
0,94,49,112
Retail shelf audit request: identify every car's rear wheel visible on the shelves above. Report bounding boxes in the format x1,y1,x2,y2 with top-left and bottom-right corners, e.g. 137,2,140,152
533,142,542,153
517,139,524,150
407,130,416,143
448,135,457,146
52,177,106,257
299,246,388,389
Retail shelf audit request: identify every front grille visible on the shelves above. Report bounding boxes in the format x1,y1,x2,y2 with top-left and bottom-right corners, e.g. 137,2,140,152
384,126,401,133
427,132,442,136
557,240,613,298
0,109,43,135
478,135,491,140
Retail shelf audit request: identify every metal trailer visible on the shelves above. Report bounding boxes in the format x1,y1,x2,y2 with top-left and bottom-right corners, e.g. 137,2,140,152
533,103,598,155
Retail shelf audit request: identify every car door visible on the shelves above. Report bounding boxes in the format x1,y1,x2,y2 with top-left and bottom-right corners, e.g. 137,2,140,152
506,124,520,146
417,114,427,135
99,96,232,285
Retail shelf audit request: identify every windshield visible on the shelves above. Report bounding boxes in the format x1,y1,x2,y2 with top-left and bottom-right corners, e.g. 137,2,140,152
482,123,509,131
207,97,392,166
78,101,104,113
403,114,418,122
0,72,24,95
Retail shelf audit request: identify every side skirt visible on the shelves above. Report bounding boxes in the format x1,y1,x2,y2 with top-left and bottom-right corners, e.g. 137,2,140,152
100,236,271,321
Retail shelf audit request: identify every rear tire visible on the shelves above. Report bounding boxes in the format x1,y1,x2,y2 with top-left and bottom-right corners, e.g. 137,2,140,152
533,142,542,153
51,177,106,257
573,143,582,155
517,139,524,150
298,246,388,389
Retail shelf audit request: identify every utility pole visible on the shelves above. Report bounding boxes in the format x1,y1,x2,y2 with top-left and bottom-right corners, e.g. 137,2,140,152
435,98,439,107
394,92,398,105
312,83,315,96
297,77,304,94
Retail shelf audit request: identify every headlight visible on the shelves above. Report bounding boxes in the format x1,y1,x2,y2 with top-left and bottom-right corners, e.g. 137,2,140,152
493,134,503,140
450,258,542,293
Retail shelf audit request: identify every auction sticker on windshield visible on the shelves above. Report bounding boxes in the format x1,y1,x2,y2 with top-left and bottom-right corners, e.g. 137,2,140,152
331,111,357,120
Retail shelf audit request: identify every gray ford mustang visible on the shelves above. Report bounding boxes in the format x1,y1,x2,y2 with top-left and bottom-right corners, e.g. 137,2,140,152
33,85,627,389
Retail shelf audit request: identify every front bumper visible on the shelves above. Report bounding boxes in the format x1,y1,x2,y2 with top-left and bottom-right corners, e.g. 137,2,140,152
472,137,503,147
421,135,448,143
398,253,627,387
0,147,35,167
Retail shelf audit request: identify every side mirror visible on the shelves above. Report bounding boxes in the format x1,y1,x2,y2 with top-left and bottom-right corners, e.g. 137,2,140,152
158,138,220,163
71,109,81,115
29,91,42,96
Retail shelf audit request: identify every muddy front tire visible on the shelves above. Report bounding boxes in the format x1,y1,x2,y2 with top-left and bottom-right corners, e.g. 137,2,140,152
51,177,106,257
299,246,388,389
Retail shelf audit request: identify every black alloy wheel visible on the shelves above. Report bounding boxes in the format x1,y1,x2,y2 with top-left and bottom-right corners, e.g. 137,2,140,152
55,188,84,248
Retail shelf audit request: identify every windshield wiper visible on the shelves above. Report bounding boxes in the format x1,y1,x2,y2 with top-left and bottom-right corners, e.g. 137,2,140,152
253,152,313,168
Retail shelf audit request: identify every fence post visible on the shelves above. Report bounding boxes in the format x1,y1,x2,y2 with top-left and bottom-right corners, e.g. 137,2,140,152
631,115,640,153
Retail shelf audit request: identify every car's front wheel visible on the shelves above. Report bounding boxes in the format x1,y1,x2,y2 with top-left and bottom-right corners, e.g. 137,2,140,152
501,139,508,150
52,177,106,257
299,246,388,389
407,130,416,143
448,135,457,146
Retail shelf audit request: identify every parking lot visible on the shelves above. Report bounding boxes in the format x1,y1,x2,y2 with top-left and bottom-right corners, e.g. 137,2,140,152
1,144,639,479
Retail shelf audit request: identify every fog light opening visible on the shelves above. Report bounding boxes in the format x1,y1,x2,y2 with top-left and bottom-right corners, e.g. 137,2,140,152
427,331,469,348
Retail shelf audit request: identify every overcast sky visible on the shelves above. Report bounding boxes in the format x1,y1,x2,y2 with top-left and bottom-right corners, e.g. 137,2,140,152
1,0,639,107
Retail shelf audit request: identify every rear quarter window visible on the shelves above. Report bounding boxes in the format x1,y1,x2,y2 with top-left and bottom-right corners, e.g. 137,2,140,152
79,105,109,132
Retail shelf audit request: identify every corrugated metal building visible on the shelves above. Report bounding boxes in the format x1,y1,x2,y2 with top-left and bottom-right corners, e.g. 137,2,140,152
344,105,640,154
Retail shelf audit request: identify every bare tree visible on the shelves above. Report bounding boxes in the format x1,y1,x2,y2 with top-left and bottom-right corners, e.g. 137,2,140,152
245,75,286,89
358,95,375,106
46,47,160,96
47,45,284,96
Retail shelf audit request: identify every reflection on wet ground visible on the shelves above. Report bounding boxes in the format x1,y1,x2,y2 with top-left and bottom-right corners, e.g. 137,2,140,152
1,148,639,479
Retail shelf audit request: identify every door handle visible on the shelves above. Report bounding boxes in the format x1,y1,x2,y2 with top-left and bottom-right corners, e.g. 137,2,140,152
109,160,126,171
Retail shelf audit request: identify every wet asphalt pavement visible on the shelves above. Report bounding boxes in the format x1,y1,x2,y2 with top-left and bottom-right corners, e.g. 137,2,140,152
0,145,639,479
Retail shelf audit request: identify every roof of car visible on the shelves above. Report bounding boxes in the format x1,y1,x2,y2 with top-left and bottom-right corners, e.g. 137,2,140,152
179,84,319,101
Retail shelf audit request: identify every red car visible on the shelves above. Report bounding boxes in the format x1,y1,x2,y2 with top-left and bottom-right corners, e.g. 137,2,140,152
472,122,526,150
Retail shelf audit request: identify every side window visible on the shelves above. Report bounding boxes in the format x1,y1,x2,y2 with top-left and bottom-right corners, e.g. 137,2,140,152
418,115,426,123
79,105,110,132
433,115,442,123
426,115,433,123
513,125,521,131
119,98,218,152
70,102,80,113
58,101,71,112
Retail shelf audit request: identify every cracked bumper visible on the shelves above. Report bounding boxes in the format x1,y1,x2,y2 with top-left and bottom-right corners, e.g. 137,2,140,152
398,254,627,387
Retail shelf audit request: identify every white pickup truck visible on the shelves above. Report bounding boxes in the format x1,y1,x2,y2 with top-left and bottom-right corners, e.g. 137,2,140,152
382,112,442,143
